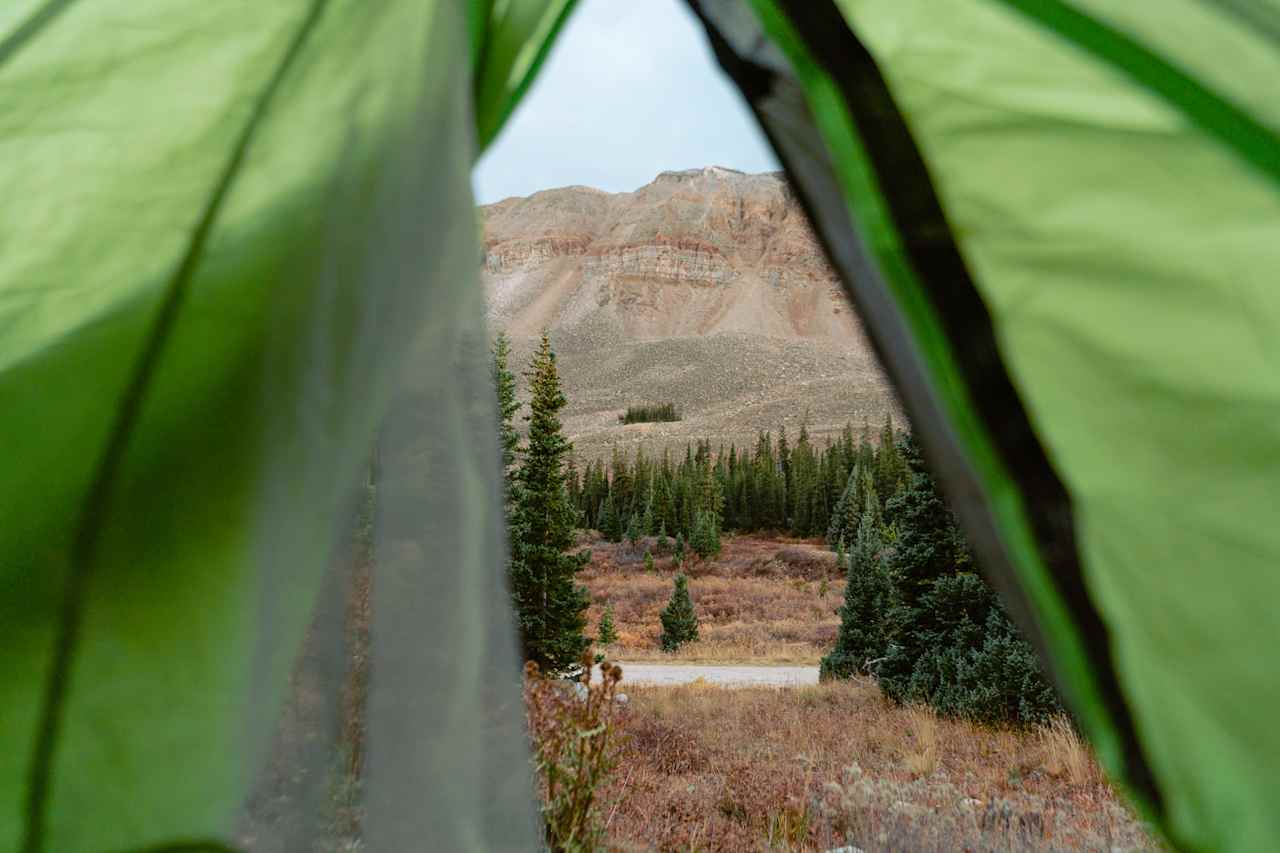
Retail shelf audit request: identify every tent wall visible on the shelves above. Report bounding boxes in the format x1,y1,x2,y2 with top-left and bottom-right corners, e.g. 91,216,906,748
0,1,552,850
689,1,1280,850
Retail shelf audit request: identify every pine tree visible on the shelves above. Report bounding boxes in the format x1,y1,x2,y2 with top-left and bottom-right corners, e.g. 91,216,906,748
644,550,655,573
878,433,980,701
652,472,677,534
778,425,792,523
509,332,590,672
491,332,520,497
826,465,866,548
674,531,685,562
875,413,904,501
492,331,532,664
656,522,669,554
660,574,699,652
599,491,622,542
597,603,618,646
625,512,642,549
690,510,721,559
820,495,890,680
789,420,818,536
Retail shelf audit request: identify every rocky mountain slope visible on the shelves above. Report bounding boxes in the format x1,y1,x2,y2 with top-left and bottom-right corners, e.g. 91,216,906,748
481,166,899,460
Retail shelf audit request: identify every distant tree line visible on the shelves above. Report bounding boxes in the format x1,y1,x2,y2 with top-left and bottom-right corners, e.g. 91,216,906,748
571,415,906,544
620,402,681,424
575,417,1063,725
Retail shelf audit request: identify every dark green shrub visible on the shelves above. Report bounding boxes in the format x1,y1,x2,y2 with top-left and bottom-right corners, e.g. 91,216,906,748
882,574,1061,725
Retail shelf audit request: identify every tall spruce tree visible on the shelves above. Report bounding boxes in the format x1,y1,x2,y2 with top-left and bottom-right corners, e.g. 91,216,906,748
660,574,699,652
879,435,1006,708
490,332,520,497
689,510,720,559
875,413,904,501
790,422,818,536
599,489,622,542
625,512,642,549
820,490,890,680
509,332,589,671
492,331,531,650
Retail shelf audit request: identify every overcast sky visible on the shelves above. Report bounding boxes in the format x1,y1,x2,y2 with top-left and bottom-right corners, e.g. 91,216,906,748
472,0,780,203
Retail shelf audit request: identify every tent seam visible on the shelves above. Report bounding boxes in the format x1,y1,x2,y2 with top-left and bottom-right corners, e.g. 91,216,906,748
993,0,1280,189
0,0,79,70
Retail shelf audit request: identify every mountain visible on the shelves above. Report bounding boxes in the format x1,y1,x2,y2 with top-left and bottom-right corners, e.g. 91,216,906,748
481,166,900,461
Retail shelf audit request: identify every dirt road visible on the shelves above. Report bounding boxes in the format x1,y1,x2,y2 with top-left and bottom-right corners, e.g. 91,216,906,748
596,663,818,687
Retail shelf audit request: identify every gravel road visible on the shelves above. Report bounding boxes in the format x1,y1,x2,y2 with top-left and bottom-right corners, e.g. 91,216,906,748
595,663,818,687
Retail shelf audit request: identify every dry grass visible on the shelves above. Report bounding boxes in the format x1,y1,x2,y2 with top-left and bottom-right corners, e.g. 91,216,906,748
581,535,842,664
903,706,940,778
594,682,1160,852
1039,716,1103,788
570,532,1159,849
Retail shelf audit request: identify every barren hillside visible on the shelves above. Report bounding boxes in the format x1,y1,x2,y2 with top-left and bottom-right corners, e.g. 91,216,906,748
481,166,900,459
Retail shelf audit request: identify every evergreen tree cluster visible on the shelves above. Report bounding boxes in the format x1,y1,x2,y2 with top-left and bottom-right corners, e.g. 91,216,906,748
820,433,1064,725
620,402,681,424
570,416,906,543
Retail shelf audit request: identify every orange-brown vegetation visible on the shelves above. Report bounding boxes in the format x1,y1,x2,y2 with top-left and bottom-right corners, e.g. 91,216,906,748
579,535,843,664
526,657,626,849
599,682,1159,851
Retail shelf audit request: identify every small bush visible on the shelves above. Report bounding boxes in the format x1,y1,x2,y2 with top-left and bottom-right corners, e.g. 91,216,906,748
525,655,625,851
620,403,681,424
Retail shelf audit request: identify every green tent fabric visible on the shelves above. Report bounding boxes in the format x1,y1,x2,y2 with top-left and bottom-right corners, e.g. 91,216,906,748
0,1,567,850
688,1,1280,850
2,0,1277,850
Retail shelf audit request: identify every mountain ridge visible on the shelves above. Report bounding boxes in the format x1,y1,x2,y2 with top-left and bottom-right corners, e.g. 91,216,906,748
481,167,900,460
